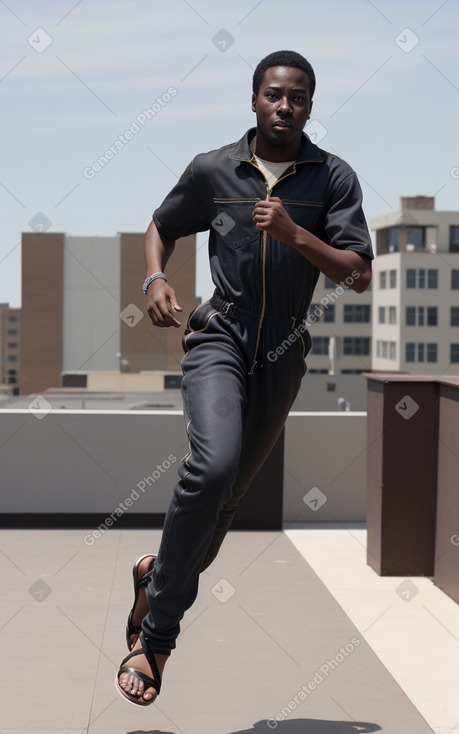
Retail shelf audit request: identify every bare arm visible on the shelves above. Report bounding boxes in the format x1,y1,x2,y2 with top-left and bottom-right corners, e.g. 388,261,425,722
253,197,372,293
144,219,183,327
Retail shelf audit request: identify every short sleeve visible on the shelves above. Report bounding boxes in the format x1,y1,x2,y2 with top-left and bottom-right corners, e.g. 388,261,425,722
153,159,212,240
324,172,374,260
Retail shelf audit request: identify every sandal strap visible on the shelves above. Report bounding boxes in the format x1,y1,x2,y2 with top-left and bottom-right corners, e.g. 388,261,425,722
118,666,160,694
136,557,156,589
118,634,162,692
137,568,154,588
139,632,162,686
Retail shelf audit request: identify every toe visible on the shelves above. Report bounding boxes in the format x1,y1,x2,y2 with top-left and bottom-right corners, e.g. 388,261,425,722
143,686,156,701
130,673,144,697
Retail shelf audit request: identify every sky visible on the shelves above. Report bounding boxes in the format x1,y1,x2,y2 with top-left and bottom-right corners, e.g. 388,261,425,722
1,0,459,307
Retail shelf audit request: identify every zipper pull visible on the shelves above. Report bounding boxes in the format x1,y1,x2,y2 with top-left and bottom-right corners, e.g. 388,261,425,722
266,187,272,201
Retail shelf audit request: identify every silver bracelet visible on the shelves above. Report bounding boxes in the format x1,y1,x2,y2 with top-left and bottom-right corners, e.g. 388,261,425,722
142,272,167,294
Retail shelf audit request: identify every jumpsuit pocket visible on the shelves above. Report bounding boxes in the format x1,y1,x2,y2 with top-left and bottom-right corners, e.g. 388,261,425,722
213,198,259,249
297,328,312,375
182,301,221,355
282,199,323,231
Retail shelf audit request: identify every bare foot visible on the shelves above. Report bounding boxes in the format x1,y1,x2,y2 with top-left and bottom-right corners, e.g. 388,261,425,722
127,554,155,650
118,636,168,704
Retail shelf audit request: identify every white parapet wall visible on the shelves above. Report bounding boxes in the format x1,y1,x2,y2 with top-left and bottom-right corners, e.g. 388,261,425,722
0,410,367,522
283,411,367,523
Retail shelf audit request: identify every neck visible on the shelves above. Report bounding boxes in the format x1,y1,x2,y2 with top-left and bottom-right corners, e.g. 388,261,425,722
251,132,301,162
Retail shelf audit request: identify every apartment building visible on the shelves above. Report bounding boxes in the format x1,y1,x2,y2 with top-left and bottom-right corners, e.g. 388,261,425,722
20,232,199,395
306,275,372,374
0,304,21,392
371,196,459,374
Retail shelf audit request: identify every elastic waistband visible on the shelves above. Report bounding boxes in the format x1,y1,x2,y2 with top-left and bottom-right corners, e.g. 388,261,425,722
210,292,307,330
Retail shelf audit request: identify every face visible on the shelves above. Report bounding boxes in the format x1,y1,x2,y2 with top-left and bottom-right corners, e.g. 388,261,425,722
251,65,313,161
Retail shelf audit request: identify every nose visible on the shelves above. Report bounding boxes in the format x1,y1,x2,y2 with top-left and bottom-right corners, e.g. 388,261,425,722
277,96,292,114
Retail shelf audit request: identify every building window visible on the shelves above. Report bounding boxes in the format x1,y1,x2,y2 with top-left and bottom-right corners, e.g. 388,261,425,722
311,337,329,355
407,226,425,251
379,307,385,324
406,307,415,326
7,355,17,362
309,304,335,323
376,340,396,360
389,227,399,252
379,271,387,289
406,268,438,289
406,307,436,326
450,226,459,253
427,307,437,326
343,304,371,323
406,269,416,288
7,329,17,335
451,307,459,326
7,316,18,322
7,342,18,348
428,269,438,289
452,270,459,289
343,337,370,356
427,343,437,362
389,306,396,324
389,270,397,288
451,344,459,363
406,343,415,362
405,342,436,363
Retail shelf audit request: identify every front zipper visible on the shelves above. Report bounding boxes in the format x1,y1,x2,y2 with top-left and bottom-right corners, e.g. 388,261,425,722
247,162,303,374
248,178,271,374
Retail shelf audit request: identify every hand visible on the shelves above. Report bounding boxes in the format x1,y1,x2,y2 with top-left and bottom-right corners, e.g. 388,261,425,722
146,279,182,328
252,196,299,245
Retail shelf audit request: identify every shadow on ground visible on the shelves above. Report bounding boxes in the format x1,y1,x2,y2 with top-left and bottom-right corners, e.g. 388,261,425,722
128,719,382,734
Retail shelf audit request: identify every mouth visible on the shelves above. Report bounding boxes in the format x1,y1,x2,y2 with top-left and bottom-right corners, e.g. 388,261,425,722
273,120,292,129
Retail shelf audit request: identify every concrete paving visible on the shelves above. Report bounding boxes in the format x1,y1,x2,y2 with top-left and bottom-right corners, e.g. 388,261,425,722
0,526,441,734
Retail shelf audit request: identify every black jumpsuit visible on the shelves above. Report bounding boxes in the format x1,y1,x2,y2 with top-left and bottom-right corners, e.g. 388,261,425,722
142,128,374,653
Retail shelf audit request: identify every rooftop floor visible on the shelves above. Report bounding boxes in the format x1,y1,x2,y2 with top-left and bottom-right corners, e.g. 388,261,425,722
1,523,457,734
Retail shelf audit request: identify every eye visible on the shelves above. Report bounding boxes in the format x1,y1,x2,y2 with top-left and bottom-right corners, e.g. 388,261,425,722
266,92,278,100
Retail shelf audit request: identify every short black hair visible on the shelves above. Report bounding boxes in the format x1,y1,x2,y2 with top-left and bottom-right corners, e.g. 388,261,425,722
252,50,316,98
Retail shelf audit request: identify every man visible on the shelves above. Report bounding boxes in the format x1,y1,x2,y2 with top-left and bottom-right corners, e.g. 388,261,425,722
116,49,373,705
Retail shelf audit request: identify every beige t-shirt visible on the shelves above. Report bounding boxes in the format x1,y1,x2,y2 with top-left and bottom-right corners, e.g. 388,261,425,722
253,154,295,189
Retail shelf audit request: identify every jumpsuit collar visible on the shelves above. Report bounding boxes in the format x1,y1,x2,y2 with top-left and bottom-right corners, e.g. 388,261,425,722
229,128,324,164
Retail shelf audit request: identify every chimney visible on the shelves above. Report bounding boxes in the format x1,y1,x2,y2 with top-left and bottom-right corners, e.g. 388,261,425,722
400,196,435,211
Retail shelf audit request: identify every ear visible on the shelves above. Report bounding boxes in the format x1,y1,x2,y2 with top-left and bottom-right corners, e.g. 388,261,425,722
251,92,257,112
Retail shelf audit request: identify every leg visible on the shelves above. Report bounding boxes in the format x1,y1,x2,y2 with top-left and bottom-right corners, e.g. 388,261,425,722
142,313,248,650
202,329,306,569
118,312,247,702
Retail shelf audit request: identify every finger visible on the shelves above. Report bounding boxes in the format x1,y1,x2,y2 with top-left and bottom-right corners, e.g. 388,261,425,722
154,307,181,328
148,302,171,327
